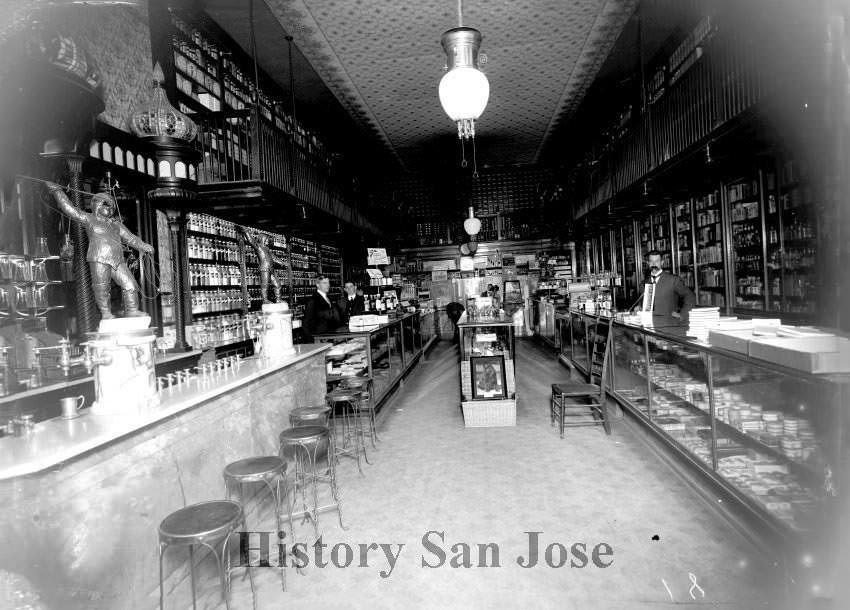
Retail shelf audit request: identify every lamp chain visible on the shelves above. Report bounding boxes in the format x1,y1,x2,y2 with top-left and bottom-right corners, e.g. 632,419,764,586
460,137,467,168
471,135,479,179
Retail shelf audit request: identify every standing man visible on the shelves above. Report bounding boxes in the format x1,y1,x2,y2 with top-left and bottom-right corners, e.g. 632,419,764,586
338,280,365,322
637,250,696,320
302,275,340,341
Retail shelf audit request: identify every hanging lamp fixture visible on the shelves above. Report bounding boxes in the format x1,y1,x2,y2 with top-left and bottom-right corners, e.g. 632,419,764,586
439,0,489,141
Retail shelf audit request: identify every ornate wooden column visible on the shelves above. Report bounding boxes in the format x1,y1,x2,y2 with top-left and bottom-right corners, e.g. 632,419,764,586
165,210,189,351
129,64,199,351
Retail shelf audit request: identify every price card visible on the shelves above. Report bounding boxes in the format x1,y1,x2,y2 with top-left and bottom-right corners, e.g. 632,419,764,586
367,248,389,265
476,333,498,343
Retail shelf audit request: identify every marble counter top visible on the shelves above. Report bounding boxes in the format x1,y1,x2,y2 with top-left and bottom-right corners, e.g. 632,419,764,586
0,343,329,480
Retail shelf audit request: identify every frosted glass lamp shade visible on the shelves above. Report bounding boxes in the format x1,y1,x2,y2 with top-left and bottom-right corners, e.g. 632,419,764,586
439,67,489,122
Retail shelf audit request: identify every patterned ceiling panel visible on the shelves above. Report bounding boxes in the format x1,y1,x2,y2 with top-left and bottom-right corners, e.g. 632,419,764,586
264,0,637,170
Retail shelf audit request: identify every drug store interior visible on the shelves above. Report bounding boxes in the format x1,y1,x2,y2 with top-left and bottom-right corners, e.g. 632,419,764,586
0,0,848,609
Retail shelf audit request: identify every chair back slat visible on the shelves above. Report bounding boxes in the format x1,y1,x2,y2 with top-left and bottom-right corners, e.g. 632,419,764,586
589,316,613,389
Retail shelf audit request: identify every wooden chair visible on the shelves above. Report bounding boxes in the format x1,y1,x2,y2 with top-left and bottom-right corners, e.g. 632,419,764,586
550,315,613,437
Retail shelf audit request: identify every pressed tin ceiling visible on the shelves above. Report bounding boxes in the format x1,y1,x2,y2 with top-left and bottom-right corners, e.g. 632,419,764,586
260,0,638,170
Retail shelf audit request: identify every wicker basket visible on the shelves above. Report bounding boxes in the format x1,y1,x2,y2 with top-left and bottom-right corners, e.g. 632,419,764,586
461,399,516,427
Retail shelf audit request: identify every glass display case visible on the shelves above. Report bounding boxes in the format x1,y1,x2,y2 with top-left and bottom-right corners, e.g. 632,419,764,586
532,298,559,348
457,313,517,427
314,312,429,409
559,308,846,547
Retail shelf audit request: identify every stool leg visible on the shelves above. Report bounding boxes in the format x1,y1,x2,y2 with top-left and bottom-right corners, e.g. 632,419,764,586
560,397,566,439
550,391,555,426
198,541,229,610
600,395,611,435
189,544,197,610
158,543,166,610
265,477,286,591
323,434,347,531
355,401,371,466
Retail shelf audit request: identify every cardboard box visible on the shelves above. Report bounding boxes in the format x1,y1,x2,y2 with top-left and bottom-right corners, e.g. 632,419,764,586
748,335,850,373
708,329,754,354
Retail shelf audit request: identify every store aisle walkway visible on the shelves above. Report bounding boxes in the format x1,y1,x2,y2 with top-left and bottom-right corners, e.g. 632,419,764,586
212,340,780,610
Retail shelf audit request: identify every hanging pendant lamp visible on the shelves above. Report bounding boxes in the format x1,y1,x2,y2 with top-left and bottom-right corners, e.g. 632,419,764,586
439,0,489,140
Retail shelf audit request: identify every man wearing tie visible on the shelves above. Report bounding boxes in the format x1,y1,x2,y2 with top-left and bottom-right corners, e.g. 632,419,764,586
338,281,365,322
638,250,696,321
302,276,341,341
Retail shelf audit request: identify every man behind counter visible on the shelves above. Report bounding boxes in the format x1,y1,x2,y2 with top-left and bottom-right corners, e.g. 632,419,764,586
635,250,696,321
302,275,340,341
338,281,365,322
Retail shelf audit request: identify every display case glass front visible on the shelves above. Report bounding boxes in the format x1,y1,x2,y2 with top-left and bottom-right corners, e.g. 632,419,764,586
605,319,844,536
458,315,516,403
314,312,427,408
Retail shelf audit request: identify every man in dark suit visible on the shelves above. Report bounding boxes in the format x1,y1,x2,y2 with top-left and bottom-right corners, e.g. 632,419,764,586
637,250,696,320
302,275,341,341
337,281,365,322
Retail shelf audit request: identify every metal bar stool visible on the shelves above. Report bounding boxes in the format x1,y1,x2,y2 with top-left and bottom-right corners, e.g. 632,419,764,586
289,405,332,428
326,388,370,474
223,457,288,591
158,500,250,610
279,425,346,540
339,377,379,449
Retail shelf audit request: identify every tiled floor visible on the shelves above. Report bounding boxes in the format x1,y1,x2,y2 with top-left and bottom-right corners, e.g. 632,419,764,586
186,340,785,609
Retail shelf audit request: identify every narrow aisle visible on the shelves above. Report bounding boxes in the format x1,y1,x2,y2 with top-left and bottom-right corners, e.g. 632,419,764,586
227,340,778,610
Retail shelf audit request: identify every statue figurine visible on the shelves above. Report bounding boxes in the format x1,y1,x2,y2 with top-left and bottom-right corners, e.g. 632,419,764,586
241,228,287,303
46,182,154,319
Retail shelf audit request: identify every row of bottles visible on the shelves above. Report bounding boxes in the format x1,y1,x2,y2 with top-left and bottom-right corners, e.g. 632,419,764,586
190,264,242,287
697,243,723,264
366,293,400,313
187,213,238,239
191,290,243,314
784,219,815,242
188,236,239,262
699,267,725,288
732,221,761,249
783,247,815,271
189,313,251,349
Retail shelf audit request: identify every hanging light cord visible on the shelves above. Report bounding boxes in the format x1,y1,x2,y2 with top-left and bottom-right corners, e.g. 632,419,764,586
249,0,261,105
457,0,463,27
471,136,479,178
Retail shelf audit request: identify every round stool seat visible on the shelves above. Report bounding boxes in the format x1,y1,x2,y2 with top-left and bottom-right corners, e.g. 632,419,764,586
327,389,362,403
159,500,243,545
340,377,369,389
279,425,327,444
224,456,286,482
290,406,331,424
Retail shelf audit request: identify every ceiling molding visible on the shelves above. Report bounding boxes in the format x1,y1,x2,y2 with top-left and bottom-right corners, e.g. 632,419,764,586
533,0,639,163
265,0,406,169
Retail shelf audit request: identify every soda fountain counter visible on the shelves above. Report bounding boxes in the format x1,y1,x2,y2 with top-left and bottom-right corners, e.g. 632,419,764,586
0,342,329,609
556,308,849,596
